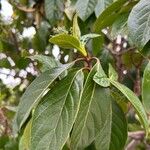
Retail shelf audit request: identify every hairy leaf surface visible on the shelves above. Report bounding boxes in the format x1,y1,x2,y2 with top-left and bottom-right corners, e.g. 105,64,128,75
31,69,84,150
14,62,74,131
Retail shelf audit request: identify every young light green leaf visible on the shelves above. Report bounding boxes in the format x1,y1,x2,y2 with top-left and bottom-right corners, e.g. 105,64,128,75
142,61,150,114
93,0,127,33
70,62,112,149
49,34,87,56
109,64,118,81
93,62,110,87
95,101,127,150
31,69,84,150
80,33,100,45
19,120,32,150
128,0,150,49
95,0,113,17
110,80,149,136
30,55,59,72
76,0,98,21
14,62,74,132
73,14,81,39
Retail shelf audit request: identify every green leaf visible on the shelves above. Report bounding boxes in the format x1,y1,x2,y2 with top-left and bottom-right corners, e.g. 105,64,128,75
30,55,59,72
14,62,74,132
45,0,64,25
76,0,98,21
109,64,118,81
128,0,150,49
31,69,84,150
80,33,100,45
93,62,110,87
111,87,128,113
70,61,112,149
109,80,149,136
49,34,87,56
19,120,32,150
142,61,150,114
111,13,128,38
95,101,127,150
92,36,104,56
72,14,81,39
93,0,127,33
95,0,113,17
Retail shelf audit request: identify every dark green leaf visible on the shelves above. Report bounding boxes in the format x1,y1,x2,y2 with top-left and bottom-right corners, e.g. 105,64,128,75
70,61,111,149
45,0,64,25
76,0,98,21
93,0,127,32
142,61,150,114
128,0,150,49
14,62,74,132
31,69,84,150
95,0,113,17
95,101,127,150
110,80,149,136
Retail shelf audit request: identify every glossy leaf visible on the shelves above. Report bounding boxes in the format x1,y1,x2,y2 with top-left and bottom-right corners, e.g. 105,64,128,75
128,0,150,49
49,34,87,56
31,69,84,150
14,62,74,132
142,61,150,114
95,0,113,17
70,61,111,149
76,0,98,21
110,80,149,136
95,101,127,150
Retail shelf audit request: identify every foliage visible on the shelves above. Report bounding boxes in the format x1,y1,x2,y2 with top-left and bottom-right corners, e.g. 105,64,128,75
0,0,150,150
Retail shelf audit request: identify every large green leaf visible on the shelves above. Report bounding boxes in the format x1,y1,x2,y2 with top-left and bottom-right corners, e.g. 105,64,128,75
95,101,127,150
142,61,150,114
110,80,149,136
14,62,74,132
31,69,84,150
95,0,113,17
49,34,87,56
93,0,127,32
70,61,112,149
128,0,150,49
76,0,98,21
45,0,64,25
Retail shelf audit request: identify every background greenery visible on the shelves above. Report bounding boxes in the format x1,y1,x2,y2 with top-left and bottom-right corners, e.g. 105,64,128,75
0,0,150,149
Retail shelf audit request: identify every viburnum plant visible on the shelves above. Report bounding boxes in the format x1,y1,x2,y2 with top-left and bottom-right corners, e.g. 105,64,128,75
13,1,150,150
